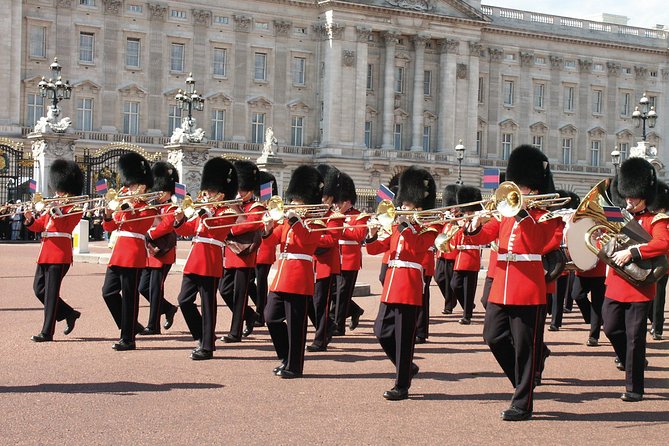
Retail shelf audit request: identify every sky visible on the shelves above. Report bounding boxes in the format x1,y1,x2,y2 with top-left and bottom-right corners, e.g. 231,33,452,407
482,0,669,29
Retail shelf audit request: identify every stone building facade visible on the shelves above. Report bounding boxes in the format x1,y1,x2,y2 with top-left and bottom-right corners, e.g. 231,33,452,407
3,0,668,196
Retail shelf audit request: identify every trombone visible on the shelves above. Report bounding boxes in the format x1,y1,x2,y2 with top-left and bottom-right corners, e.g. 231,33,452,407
85,189,166,213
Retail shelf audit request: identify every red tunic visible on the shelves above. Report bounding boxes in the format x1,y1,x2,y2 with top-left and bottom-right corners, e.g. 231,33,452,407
224,200,265,269
339,208,369,271
146,204,177,267
175,207,235,277
486,249,498,279
103,202,158,268
605,211,669,302
366,224,438,306
576,259,606,278
453,227,482,272
437,222,459,261
269,219,323,295
464,209,560,306
544,220,565,294
26,205,82,264
257,229,280,265
314,209,343,279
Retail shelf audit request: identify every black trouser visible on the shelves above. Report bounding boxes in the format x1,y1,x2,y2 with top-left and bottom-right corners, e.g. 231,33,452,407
248,263,271,324
219,267,254,338
265,291,308,374
550,273,573,328
33,263,74,337
483,303,544,412
101,265,142,343
602,298,651,395
481,276,494,309
308,275,334,347
138,265,176,331
650,274,668,336
415,276,431,340
177,273,219,352
375,302,418,390
379,263,388,284
334,270,363,333
572,276,605,339
451,270,478,318
434,258,456,312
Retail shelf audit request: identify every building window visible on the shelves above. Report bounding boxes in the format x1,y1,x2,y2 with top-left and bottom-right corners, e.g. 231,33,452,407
213,48,227,76
621,92,631,116
394,124,402,150
76,98,93,131
501,133,513,160
79,32,94,63
291,116,304,146
364,121,372,148
591,140,601,167
394,67,404,94
535,56,546,65
214,16,229,25
366,64,373,90
562,138,573,164
255,22,269,30
251,113,265,144
422,126,431,152
423,71,432,96
128,4,142,13
292,57,306,85
565,59,576,69
29,25,47,58
168,105,182,136
564,86,575,112
26,94,44,128
534,83,545,109
211,109,225,141
532,135,544,151
478,77,484,104
170,43,185,72
294,26,307,35
123,101,140,135
80,0,95,6
171,9,186,19
619,142,629,161
593,89,603,114
648,95,657,108
254,53,267,81
476,130,482,155
503,80,514,106
126,38,140,68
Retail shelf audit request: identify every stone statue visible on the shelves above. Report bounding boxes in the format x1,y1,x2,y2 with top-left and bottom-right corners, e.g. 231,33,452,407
170,117,206,144
33,106,72,134
263,127,278,155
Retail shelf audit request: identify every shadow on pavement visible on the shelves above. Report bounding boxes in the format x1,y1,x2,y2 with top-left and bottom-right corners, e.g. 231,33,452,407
0,381,224,395
533,410,669,423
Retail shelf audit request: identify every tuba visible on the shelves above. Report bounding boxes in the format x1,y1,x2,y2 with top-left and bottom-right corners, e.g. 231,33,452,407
567,179,668,287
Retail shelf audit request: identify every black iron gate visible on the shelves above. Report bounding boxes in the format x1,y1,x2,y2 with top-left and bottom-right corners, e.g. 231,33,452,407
0,138,34,205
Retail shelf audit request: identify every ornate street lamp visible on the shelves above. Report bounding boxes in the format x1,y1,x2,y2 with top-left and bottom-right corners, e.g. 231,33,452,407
454,139,465,185
172,73,206,143
632,92,657,142
611,147,621,174
34,57,73,133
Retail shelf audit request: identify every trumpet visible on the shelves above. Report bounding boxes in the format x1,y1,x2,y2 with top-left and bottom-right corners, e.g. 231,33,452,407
32,193,91,213
86,189,165,213
306,199,394,233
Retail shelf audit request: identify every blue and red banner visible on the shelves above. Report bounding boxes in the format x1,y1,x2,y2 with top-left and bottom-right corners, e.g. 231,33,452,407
28,179,37,193
95,179,108,194
260,181,273,201
376,184,395,203
174,182,187,200
483,168,500,189
603,206,625,222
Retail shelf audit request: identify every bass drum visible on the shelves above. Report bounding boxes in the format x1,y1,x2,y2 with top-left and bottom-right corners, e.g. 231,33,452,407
565,217,599,272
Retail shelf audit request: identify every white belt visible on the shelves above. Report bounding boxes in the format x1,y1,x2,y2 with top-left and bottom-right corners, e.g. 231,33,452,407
41,232,72,239
457,245,479,250
387,260,422,270
192,236,225,248
116,231,146,240
279,253,314,262
497,253,542,262
338,240,358,246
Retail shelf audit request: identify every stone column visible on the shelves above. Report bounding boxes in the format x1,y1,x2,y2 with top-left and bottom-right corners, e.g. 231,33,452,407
353,26,372,150
381,31,399,149
315,20,345,149
437,38,459,152
165,142,209,198
232,14,252,142
466,43,482,155
410,33,429,151
28,132,78,195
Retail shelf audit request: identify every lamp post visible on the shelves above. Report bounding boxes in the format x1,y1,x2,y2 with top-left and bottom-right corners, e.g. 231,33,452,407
454,139,465,185
38,58,72,113
611,147,621,175
631,92,657,142
173,73,205,143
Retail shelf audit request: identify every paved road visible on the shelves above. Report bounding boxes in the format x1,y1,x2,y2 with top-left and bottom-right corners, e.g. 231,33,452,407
0,241,667,445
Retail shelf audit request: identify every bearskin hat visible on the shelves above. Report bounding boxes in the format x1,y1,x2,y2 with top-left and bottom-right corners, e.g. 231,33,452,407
151,161,179,194
457,185,483,212
338,172,357,205
118,152,153,188
49,159,84,196
649,181,669,213
255,171,278,197
506,145,555,194
316,164,341,200
443,184,460,207
201,157,238,199
396,166,436,210
616,156,657,203
606,176,627,208
234,160,259,192
285,165,323,205
555,189,580,211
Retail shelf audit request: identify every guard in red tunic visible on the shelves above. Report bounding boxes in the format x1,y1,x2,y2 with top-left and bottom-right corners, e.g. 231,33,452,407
463,145,560,420
648,180,669,341
219,160,265,342
138,162,179,335
366,166,438,400
434,184,460,314
572,259,606,346
101,153,158,351
603,157,669,401
24,159,84,342
451,186,484,325
264,165,324,378
332,173,367,336
173,157,238,360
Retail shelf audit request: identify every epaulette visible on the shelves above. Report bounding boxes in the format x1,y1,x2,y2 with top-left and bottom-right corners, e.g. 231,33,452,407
352,213,370,222
651,212,669,224
310,219,326,227
222,207,238,215
249,202,265,211
419,226,439,235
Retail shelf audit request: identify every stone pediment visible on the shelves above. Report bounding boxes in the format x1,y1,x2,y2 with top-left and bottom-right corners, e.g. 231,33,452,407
587,126,606,138
529,121,548,133
366,106,378,120
499,118,518,131
207,92,233,105
340,1,489,22
247,96,272,109
118,83,148,97
616,129,633,139
73,80,102,93
287,99,310,112
559,124,577,136
163,87,181,97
